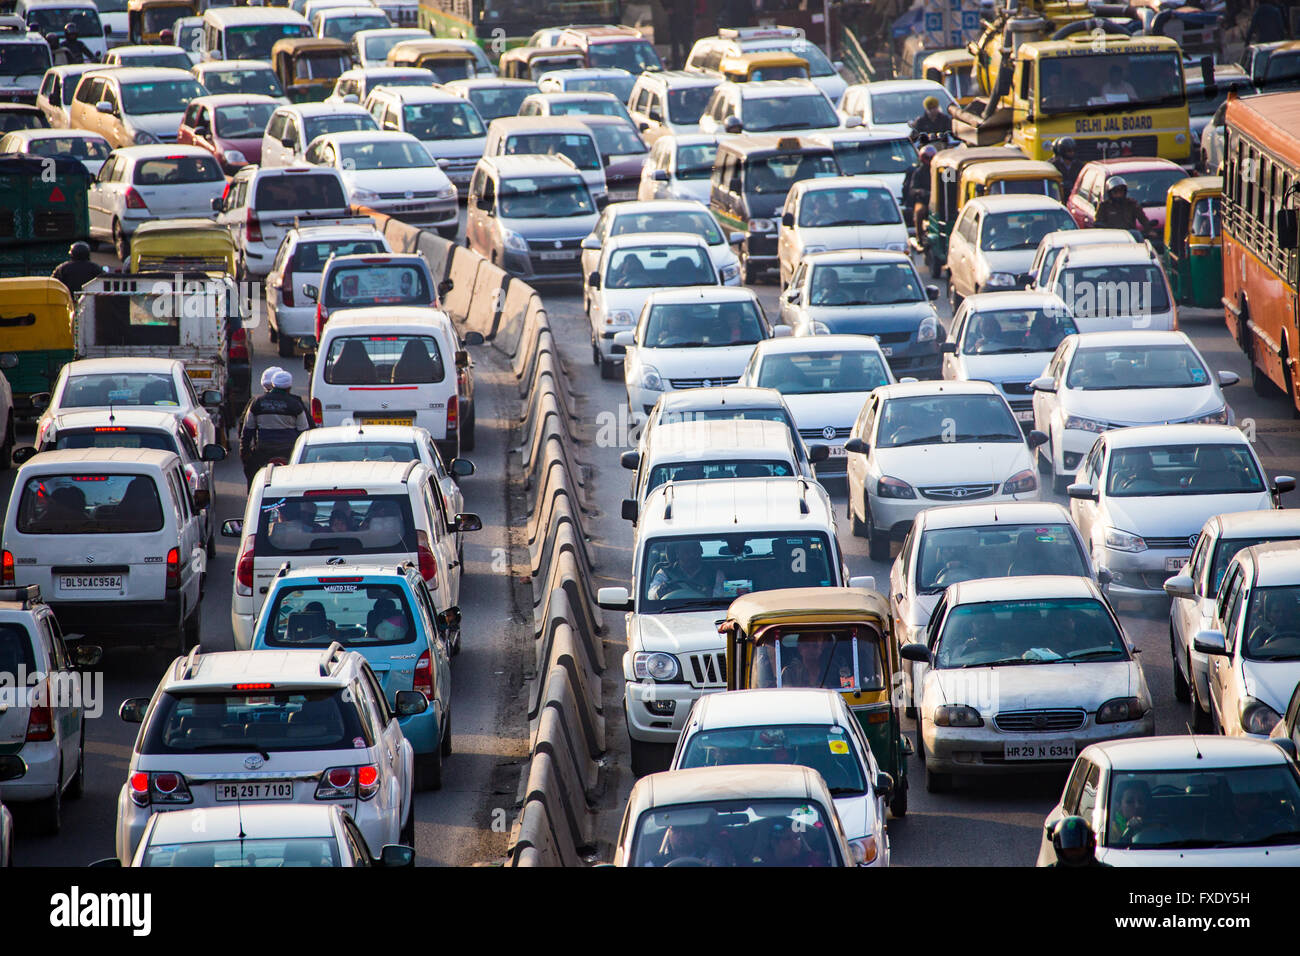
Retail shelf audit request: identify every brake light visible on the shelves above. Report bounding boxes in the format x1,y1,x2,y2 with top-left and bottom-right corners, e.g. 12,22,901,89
182,415,198,439
129,771,150,807
416,530,438,587
94,426,127,432
25,689,53,742
315,302,327,340
235,534,255,595
1,550,12,586
148,771,192,805
246,210,262,243
303,489,366,497
315,765,356,799
357,764,380,800
446,393,458,435
124,186,147,210
282,280,295,308
413,649,433,699
229,325,248,362
234,683,274,690
166,547,180,589
311,397,323,425
316,576,362,583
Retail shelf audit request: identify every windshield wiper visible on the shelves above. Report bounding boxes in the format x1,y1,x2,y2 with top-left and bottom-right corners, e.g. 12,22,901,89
892,434,948,446
828,786,868,796
959,432,1021,442
961,657,1042,668
1240,829,1300,846
188,743,273,762
1066,648,1125,660
659,597,728,611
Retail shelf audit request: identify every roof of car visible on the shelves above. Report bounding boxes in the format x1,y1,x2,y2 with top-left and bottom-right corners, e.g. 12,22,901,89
2,128,103,141
340,66,433,79
960,289,1069,312
858,78,947,94
916,500,1075,530
638,475,832,534
646,419,796,463
636,764,825,808
642,286,757,306
275,101,371,117
603,230,710,250
962,194,1072,213
1070,328,1190,349
575,113,637,129
17,447,179,470
107,144,213,161
479,154,579,177
808,128,914,145
728,78,822,97
65,356,181,374
321,305,452,332
637,69,718,87
1086,735,1290,771
694,687,843,729
297,423,431,444
112,45,189,57
203,6,309,24
271,563,418,581
1211,509,1300,537
262,459,424,492
145,805,339,844
488,115,597,135
1037,227,1136,249
792,175,890,194
609,198,711,215
656,385,787,412
1105,423,1247,448
102,67,199,83
285,222,384,240
189,93,280,107
946,573,1101,605
313,128,421,145
872,379,1000,399
800,248,912,266
316,4,386,14
1231,540,1300,585
196,59,275,72
752,333,887,356
1078,156,1187,173
442,77,538,90
1057,242,1161,266
163,647,360,690
367,84,461,103
50,408,181,431
527,89,619,102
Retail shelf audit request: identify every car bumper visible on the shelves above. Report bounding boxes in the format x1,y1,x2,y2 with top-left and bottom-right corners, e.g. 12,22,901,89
242,241,280,276
270,301,318,339
232,609,255,651
623,677,718,745
500,248,584,283
1104,547,1192,594
116,788,150,863
870,488,1040,539
48,595,181,637
370,199,457,229
923,712,1155,775
0,739,60,802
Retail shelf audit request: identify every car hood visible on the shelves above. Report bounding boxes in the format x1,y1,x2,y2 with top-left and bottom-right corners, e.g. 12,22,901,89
832,793,872,842
1062,385,1223,423
344,166,452,192
419,136,486,161
130,112,186,137
605,155,645,180
632,610,726,655
873,441,1033,485
1242,659,1300,714
602,287,665,316
798,223,908,252
978,247,1039,277
1104,493,1273,539
669,178,711,204
958,351,1053,385
804,300,935,333
934,660,1136,712
1098,845,1300,866
637,343,758,378
783,390,874,429
215,135,263,164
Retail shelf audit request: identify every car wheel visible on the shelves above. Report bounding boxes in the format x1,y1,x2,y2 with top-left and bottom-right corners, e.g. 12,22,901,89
628,729,671,778
461,406,475,452
112,219,129,262
33,760,62,836
440,711,452,756
415,741,443,792
925,763,951,794
1036,439,1051,475
888,777,908,818
927,248,941,279
947,282,962,313
600,356,618,381
866,501,890,562
1051,464,1071,496
67,725,86,801
400,800,416,846
850,491,868,538
0,411,12,471
1170,625,1190,703
206,530,216,560
591,338,601,367
277,332,295,359
1190,676,1214,733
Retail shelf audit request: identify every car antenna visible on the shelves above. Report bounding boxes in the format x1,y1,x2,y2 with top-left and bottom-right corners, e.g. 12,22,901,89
1185,722,1203,759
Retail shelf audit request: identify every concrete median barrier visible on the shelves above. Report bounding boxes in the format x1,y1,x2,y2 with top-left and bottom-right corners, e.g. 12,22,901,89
465,260,508,340
416,231,454,285
495,280,537,356
522,749,594,851
509,794,581,868
441,246,481,322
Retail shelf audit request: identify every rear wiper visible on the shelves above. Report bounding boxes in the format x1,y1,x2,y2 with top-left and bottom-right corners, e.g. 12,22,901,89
828,786,867,796
188,743,272,762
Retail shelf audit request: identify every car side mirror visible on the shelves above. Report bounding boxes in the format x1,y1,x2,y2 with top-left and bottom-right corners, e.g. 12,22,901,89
926,284,939,300
843,437,868,455
395,690,428,716
807,442,830,463
119,697,150,723
303,284,319,301
899,642,930,663
455,513,482,533
723,115,742,134
652,168,668,182
612,330,634,348
96,100,114,114
874,771,894,801
1067,482,1097,501
201,389,222,407
1217,370,1240,387
1026,429,1048,449
1030,375,1056,393
1273,475,1297,498
597,586,633,611
1096,567,1112,589
193,488,210,510
455,349,469,368
451,457,474,477
202,443,226,462
437,279,454,299
587,271,601,288
637,120,649,132
940,341,956,353
1163,573,1195,599
781,211,794,227
280,135,295,149
210,196,223,212
620,450,639,470
849,575,876,591
463,331,484,346
436,606,461,633
12,446,36,464
0,755,26,783
772,325,792,338
378,844,416,867
343,93,359,104
581,235,601,250
221,518,243,537
1193,628,1228,656
621,498,637,522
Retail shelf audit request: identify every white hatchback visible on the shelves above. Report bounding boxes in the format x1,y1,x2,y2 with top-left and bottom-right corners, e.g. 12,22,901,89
777,176,907,287
580,198,742,289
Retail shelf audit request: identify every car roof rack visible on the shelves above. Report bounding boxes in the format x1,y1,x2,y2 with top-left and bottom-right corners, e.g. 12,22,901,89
177,645,202,681
276,562,292,578
319,641,346,677
796,475,811,515
0,585,41,609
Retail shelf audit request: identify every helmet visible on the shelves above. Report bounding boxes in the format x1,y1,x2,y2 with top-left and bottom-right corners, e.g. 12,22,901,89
63,21,78,37
922,96,940,110
1106,176,1128,193
920,144,937,160
69,241,90,260
1054,137,1075,157
1051,816,1097,866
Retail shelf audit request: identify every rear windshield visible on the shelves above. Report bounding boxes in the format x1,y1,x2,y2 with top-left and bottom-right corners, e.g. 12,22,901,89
17,473,164,534
402,101,484,139
831,137,917,176
298,441,419,463
605,246,715,288
322,263,430,307
0,42,52,77
135,156,224,185
319,13,389,41
290,237,386,271
743,151,840,194
254,492,416,557
262,581,417,647
141,689,370,754
142,838,342,867
25,136,110,161
503,131,599,170
647,458,793,494
323,334,446,385
302,113,378,142
62,372,179,408
586,39,659,73
254,173,347,211
224,22,313,60
0,623,36,675
54,428,179,456
466,85,534,120
201,67,284,99
667,86,714,125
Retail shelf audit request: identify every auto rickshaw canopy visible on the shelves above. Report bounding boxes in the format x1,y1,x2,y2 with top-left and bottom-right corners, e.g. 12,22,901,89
928,145,1026,220
722,587,891,637
272,37,351,84
719,51,809,83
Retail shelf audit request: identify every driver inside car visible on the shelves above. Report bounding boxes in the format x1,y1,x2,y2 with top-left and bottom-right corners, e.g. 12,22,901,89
647,540,723,599
1109,779,1153,843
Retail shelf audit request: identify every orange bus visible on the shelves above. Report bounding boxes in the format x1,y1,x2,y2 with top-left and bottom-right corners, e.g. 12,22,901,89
1222,91,1300,406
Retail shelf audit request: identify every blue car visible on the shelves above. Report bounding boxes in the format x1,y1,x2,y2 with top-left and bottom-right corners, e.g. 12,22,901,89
251,564,454,791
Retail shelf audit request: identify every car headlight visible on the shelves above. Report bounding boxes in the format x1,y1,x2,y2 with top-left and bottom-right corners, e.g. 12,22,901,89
605,310,635,326
640,365,663,391
502,229,528,253
748,218,775,232
1096,696,1146,724
885,241,908,252
222,149,247,165
1241,697,1282,735
437,184,458,200
802,244,826,255
984,272,1016,288
1187,407,1229,425
876,475,915,499
719,262,739,282
132,129,159,145
848,836,878,865
1064,415,1108,433
1104,528,1147,553
350,187,381,204
917,315,937,343
1001,468,1037,495
934,704,983,727
633,651,679,681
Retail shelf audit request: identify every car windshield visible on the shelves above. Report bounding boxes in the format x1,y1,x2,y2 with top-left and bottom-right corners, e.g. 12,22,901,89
647,458,794,493
1241,585,1300,662
749,626,885,696
119,50,192,70
631,797,841,867
1038,51,1185,113
916,523,1089,592
214,102,277,139
254,492,417,556
1104,766,1300,850
466,85,535,120
869,88,947,125
363,32,421,60
808,261,922,306
143,689,370,754
980,208,1077,251
756,349,889,395
639,531,835,613
25,135,109,160
303,113,378,141
27,7,100,35
605,246,715,288
503,131,599,170
204,67,284,98
565,74,634,100
142,837,343,867
255,172,348,210
830,136,916,176
290,52,349,81
961,307,1077,355
1209,536,1298,594
611,208,721,243
323,333,444,383
586,120,646,156
134,155,223,184
587,39,659,73
1066,344,1208,390
63,372,179,407
1120,169,1190,207
1192,196,1221,238
321,13,389,41
422,58,475,83
1105,443,1265,497
667,85,714,124
323,263,429,306
678,723,868,795
1263,50,1300,85
0,42,51,78
16,473,164,534
798,186,898,227
934,597,1126,668
1188,79,1252,117
338,138,432,168
298,440,419,463
643,299,764,347
263,582,418,647
225,22,313,60
547,96,627,119
290,236,385,270
121,79,206,115
403,101,484,139
54,428,178,455
743,94,838,132
498,175,593,217
674,141,717,180
877,394,1022,447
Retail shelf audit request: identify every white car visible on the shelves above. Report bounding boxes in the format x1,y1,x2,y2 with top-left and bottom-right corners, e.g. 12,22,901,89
519,89,631,121
777,176,907,287
1025,228,1137,291
114,646,421,863
103,44,193,70
1031,330,1240,494
1039,737,1300,865
302,130,458,234
1164,511,1300,726
35,63,102,127
671,689,894,861
839,79,953,136
905,575,1154,794
627,70,721,142
0,354,14,470
1067,424,1284,597
0,128,110,176
87,145,226,259
698,79,847,136
581,199,742,288
172,16,204,65
260,102,378,168
440,76,538,122
617,286,783,417
312,5,391,43
20,0,106,59
941,290,1077,428
637,133,719,205
327,66,434,104
586,231,720,379
946,194,1077,310
216,164,352,278
362,85,487,193
807,129,917,206
351,26,426,69
1044,241,1178,333
191,60,289,104
537,66,634,102
685,26,847,104
739,333,896,485
845,380,1046,561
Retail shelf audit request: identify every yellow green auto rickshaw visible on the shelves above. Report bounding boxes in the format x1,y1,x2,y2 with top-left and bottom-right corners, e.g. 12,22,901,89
385,39,479,82
271,37,351,103
958,159,1062,207
1162,175,1222,308
128,219,237,276
0,277,74,425
721,587,911,817
921,144,1025,278
128,0,197,44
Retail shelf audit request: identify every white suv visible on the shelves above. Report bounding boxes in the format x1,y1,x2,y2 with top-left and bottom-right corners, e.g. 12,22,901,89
114,644,423,862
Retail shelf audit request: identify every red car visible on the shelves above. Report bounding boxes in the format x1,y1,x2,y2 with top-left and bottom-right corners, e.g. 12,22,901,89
177,94,280,176
1064,157,1188,230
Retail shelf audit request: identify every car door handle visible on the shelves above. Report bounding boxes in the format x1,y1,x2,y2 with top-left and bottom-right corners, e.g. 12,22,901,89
447,560,459,570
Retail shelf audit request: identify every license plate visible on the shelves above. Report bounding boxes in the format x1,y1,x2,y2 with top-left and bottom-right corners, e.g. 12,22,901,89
186,368,213,379
1004,740,1075,761
60,575,122,591
609,190,637,202
1015,409,1034,422
214,782,293,802
362,417,414,426
1166,556,1189,572
827,445,847,457
540,250,575,261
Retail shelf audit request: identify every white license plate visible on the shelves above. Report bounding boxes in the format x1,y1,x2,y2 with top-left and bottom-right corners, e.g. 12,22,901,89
1004,740,1075,761
827,445,847,457
540,250,575,261
215,782,293,802
609,190,638,202
60,575,122,591
1015,409,1035,422
1166,556,1189,572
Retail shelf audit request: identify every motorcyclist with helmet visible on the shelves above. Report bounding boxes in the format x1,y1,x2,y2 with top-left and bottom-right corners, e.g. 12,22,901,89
1051,137,1082,197
1094,176,1159,241
49,22,96,65
51,242,105,294
1046,816,1109,867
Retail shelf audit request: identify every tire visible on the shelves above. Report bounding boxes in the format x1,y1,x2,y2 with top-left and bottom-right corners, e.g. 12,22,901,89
441,711,452,757
460,406,475,452
399,801,416,846
629,735,669,778
925,763,951,794
415,743,443,792
206,530,216,560
1052,468,1071,497
889,777,908,818
1171,626,1190,703
1190,677,1214,733
927,248,941,279
591,339,601,367
33,761,62,836
1252,362,1279,398
67,725,85,800
600,356,618,380
1036,440,1051,475
866,501,890,562
850,491,868,538
0,411,12,471
277,332,295,359
112,219,129,263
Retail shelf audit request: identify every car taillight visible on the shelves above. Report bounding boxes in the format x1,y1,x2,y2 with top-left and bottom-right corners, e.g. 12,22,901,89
25,690,53,742
246,210,262,243
416,530,438,588
124,186,147,210
150,771,192,805
229,325,248,361
357,764,380,800
315,302,327,341
446,393,458,435
282,280,295,308
129,771,150,806
166,547,180,589
311,397,322,425
413,649,433,699
182,415,199,439
315,765,356,800
1,550,12,586
235,534,255,596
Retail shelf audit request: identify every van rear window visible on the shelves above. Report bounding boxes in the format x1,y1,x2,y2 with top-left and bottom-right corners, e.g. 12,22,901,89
291,238,386,272
254,493,416,557
323,334,445,385
297,441,420,464
17,473,164,534
254,173,347,211
54,429,178,455
322,263,430,307
141,689,369,754
0,624,37,675
62,372,178,407
263,582,417,647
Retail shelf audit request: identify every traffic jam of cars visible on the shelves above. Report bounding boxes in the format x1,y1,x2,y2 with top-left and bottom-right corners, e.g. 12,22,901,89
2,0,1300,886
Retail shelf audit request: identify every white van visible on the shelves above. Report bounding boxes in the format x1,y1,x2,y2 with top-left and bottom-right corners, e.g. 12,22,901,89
222,460,480,650
16,0,106,61
201,5,311,63
483,115,607,207
2,448,205,655
309,307,464,463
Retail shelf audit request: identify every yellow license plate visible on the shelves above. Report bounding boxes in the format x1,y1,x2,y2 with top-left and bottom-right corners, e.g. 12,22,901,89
361,417,414,426
187,369,213,379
